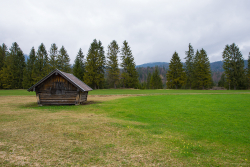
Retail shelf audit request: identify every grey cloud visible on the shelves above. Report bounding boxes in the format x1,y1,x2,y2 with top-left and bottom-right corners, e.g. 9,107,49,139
0,0,249,65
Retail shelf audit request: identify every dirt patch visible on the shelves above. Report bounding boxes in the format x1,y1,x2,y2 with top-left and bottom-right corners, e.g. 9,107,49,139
211,87,227,90
0,96,36,105
87,95,131,102
0,95,129,106
0,151,6,159
81,100,100,105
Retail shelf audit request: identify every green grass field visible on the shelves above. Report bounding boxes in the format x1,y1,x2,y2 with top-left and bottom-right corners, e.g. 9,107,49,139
1,88,250,96
90,89,250,95
0,89,35,96
0,89,249,166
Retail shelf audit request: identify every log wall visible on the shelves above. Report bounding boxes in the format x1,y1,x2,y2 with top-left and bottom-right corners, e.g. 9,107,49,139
80,91,88,104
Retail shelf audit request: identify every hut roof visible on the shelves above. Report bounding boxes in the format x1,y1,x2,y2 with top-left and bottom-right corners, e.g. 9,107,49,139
27,69,93,92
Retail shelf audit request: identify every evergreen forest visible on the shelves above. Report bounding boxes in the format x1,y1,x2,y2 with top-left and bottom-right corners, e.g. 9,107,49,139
0,41,249,90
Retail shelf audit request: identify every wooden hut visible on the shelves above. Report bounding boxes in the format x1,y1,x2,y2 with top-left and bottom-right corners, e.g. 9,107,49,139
28,69,93,105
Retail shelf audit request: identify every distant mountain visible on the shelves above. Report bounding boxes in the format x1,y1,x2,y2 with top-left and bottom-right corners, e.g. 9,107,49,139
137,60,248,72
209,61,224,72
136,62,170,68
24,54,28,62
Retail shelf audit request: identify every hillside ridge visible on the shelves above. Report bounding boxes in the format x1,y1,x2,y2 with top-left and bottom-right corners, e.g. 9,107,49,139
136,60,248,72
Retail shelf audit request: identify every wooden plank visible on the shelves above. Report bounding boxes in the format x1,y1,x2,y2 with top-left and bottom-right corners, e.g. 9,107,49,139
40,99,76,101
40,99,76,102
39,94,77,98
40,95,77,99
40,102,76,105
40,100,76,103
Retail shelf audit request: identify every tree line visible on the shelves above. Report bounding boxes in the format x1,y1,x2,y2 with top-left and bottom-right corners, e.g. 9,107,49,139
0,42,71,89
137,43,249,90
165,44,213,89
0,41,249,90
0,40,140,89
137,44,213,89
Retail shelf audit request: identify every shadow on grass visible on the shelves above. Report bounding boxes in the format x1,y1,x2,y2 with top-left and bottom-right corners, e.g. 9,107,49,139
19,102,39,108
81,101,101,105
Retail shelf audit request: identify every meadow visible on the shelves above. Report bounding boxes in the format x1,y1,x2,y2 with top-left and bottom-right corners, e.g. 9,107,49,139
1,89,250,96
0,89,249,166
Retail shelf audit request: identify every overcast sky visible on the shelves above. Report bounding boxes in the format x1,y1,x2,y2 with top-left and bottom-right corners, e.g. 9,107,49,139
1,0,250,65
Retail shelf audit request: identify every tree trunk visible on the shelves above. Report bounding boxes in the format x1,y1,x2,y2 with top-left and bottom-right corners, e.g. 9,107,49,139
234,85,236,90
175,85,177,89
114,83,116,89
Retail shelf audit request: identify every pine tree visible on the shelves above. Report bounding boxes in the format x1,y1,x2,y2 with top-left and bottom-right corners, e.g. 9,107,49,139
150,66,163,89
184,43,194,89
32,43,50,84
22,47,36,88
192,49,212,89
0,53,13,89
12,42,26,88
222,43,245,90
166,52,186,89
11,43,25,88
0,43,8,88
0,46,3,71
140,81,147,89
247,54,250,88
73,48,85,81
218,73,226,88
57,46,71,73
120,40,138,88
0,43,8,70
106,40,120,88
83,39,106,89
49,43,58,70
146,72,152,89
0,42,25,89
